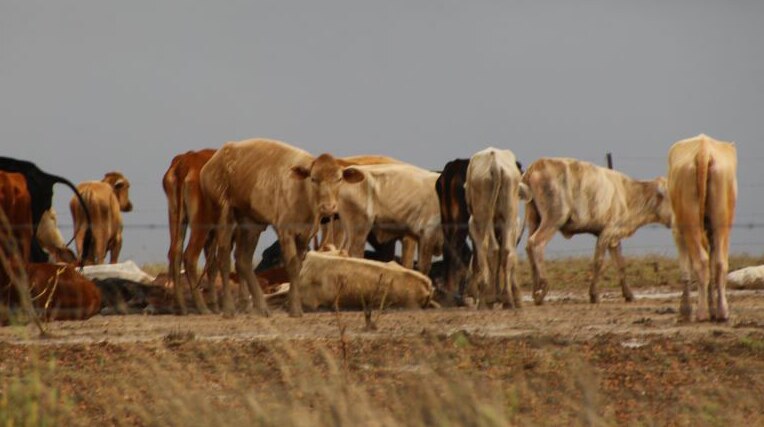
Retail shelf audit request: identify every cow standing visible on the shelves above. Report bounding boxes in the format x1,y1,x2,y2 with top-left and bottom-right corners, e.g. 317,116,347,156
70,172,133,265
435,159,472,302
200,138,363,317
0,157,92,263
668,134,737,322
162,149,218,315
465,148,528,308
524,158,672,305
337,163,443,275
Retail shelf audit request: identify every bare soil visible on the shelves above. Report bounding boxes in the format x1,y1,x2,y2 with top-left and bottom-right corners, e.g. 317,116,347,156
2,256,764,425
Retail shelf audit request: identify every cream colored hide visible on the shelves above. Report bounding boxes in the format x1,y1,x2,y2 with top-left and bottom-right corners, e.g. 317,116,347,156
465,148,528,309
199,138,363,317
668,134,737,322
36,209,77,263
524,158,672,305
337,163,444,274
298,250,433,311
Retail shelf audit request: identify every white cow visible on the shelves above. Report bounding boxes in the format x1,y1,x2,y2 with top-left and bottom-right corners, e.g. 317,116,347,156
337,163,443,274
465,148,528,309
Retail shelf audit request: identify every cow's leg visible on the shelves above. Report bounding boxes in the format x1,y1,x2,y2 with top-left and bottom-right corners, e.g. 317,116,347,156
168,210,188,315
215,206,236,317
467,217,493,310
234,220,269,317
589,236,611,304
685,232,710,322
202,236,220,313
416,235,434,276
183,222,212,314
500,224,521,309
109,232,122,264
608,242,633,302
710,228,730,322
672,226,694,321
278,229,304,318
525,219,557,306
401,236,417,269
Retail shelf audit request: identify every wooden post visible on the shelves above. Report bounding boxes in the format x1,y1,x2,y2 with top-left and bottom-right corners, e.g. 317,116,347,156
606,152,613,170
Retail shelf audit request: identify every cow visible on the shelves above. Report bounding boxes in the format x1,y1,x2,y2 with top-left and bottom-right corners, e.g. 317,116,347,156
435,159,471,302
668,134,737,322
1,263,101,321
298,249,433,311
162,149,218,315
199,138,364,317
36,209,77,263
0,171,34,262
465,148,528,309
524,157,672,305
0,157,92,263
70,172,133,265
337,163,444,275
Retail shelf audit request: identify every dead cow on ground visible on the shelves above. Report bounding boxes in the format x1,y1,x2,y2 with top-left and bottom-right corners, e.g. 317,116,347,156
298,250,433,311
668,134,737,322
524,157,672,305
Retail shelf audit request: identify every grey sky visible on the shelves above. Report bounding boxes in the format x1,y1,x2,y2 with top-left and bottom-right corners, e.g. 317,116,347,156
2,1,763,264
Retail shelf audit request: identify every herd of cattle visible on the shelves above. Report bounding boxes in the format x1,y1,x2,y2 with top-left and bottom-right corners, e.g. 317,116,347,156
0,133,737,324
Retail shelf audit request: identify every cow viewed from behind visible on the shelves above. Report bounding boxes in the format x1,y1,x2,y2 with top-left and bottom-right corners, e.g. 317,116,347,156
465,148,528,309
668,134,737,322
524,158,672,305
71,172,133,265
162,149,218,315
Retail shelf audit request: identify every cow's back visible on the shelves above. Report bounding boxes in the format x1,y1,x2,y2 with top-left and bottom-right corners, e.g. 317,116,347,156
201,139,314,224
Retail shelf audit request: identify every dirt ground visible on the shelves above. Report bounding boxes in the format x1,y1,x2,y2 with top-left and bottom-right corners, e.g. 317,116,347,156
2,257,764,425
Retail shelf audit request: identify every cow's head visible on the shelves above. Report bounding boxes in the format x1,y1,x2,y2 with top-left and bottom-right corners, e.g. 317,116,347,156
652,177,672,227
103,172,133,212
291,154,364,218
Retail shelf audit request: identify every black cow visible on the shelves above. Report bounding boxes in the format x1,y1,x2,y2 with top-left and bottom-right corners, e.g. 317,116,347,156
435,159,472,303
0,157,92,263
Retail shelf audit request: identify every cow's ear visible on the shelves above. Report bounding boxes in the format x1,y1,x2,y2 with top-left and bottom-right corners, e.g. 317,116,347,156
342,167,365,184
291,165,311,180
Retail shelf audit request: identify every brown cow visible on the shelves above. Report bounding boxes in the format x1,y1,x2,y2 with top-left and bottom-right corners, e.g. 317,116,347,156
25,263,101,320
70,172,133,265
0,171,33,261
162,149,218,315
524,158,672,305
668,134,737,322
200,138,364,317
465,148,528,309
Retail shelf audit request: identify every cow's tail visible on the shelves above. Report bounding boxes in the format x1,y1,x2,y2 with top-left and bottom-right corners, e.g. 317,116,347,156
53,175,93,266
696,141,711,248
486,152,502,251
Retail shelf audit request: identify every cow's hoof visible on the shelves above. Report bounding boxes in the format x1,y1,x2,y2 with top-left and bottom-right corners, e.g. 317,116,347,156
289,309,303,318
589,294,600,304
624,293,635,303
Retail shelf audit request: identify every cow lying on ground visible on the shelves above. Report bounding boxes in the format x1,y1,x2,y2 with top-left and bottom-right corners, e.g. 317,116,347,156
297,249,433,311
524,157,672,305
465,148,528,309
668,134,737,322
1,263,101,322
71,172,133,265
0,157,92,263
